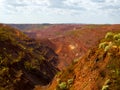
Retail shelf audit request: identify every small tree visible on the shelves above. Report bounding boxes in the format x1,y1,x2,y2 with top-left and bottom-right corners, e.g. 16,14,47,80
58,82,67,90
105,32,114,40
113,33,120,40
99,42,108,49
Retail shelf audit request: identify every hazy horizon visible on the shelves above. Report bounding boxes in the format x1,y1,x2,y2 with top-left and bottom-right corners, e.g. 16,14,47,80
0,0,120,24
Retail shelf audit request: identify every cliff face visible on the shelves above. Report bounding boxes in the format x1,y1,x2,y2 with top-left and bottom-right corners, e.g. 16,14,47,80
0,24,59,90
6,24,120,90
23,24,120,70
48,31,120,90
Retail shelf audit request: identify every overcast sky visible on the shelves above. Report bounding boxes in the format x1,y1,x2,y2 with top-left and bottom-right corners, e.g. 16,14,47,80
0,0,120,24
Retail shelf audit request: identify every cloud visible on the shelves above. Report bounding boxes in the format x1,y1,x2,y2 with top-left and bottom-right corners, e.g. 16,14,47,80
65,0,120,17
91,0,106,3
49,0,65,8
0,0,5,7
1,0,50,14
0,0,120,23
5,0,50,6
2,0,120,14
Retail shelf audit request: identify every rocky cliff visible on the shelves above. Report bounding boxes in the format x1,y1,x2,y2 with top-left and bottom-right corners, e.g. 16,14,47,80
0,24,59,90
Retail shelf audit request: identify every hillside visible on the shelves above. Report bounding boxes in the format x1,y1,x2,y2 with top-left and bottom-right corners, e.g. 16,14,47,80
5,24,120,90
24,24,120,70
0,24,59,90
48,31,120,90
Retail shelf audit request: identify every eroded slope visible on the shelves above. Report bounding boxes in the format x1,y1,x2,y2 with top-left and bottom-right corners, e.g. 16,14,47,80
48,31,120,90
0,24,59,90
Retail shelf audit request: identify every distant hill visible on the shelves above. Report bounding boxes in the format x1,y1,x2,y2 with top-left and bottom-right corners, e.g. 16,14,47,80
8,24,52,31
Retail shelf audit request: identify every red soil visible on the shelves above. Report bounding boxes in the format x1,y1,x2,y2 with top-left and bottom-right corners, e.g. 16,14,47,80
25,24,120,70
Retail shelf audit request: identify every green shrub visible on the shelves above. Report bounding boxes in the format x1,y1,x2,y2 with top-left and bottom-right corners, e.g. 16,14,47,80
105,32,114,40
67,78,74,85
102,85,109,90
101,79,110,90
73,58,80,64
104,43,113,52
58,82,67,90
24,61,32,70
99,42,108,49
115,39,120,46
0,67,9,76
113,33,120,40
104,79,110,85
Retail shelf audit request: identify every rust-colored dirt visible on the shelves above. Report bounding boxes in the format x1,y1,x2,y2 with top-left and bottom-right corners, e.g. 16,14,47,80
25,24,120,70
8,24,120,90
